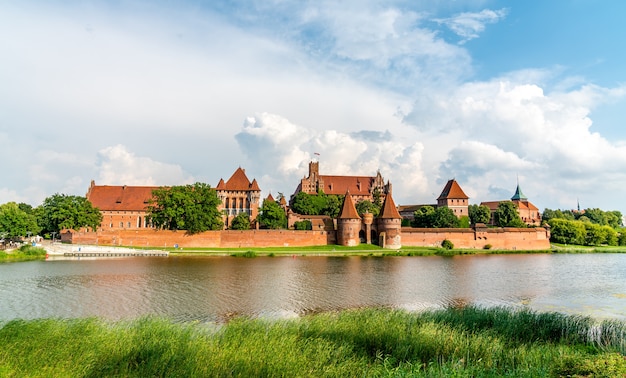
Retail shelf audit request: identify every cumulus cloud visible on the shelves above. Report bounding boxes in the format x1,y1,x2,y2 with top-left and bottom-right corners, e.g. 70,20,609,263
235,113,427,203
405,75,626,209
436,8,508,44
96,145,194,186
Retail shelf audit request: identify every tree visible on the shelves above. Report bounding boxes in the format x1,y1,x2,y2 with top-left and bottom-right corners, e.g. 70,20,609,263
355,200,380,217
257,199,287,229
322,194,344,218
412,206,435,228
37,194,103,235
431,207,460,228
290,191,343,217
229,212,251,230
468,204,491,225
0,202,40,240
547,218,586,245
147,183,223,234
493,202,525,228
294,220,312,230
290,192,321,215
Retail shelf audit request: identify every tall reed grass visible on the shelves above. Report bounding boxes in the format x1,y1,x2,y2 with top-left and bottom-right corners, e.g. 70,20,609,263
0,307,624,377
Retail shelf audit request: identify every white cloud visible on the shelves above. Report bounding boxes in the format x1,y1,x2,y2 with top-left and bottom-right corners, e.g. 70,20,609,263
235,113,427,203
404,75,626,209
96,145,194,186
436,8,508,44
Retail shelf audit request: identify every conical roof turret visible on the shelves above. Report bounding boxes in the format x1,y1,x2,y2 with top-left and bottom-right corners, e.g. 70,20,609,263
337,191,361,219
378,191,402,219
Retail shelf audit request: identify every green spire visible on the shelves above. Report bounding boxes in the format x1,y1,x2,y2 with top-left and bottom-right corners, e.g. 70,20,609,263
511,183,528,201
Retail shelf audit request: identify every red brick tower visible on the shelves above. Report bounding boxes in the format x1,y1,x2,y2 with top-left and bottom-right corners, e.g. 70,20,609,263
377,191,402,249
336,190,361,247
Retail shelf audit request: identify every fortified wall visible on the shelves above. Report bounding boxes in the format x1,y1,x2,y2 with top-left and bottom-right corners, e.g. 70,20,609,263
402,226,551,250
63,229,335,249
63,226,550,250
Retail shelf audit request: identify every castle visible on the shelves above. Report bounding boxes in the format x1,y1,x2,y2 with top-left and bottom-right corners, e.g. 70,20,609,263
75,162,549,250
86,167,261,231
292,160,390,203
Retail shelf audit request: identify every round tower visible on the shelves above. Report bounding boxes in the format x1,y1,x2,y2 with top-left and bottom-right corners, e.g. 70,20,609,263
376,191,402,249
336,191,361,247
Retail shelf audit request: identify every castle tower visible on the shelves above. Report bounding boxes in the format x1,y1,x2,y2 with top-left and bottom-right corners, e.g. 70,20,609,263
336,190,361,247
377,191,402,249
437,179,469,218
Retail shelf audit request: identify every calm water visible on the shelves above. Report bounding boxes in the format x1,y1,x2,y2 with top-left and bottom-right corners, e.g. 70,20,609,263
1,254,625,322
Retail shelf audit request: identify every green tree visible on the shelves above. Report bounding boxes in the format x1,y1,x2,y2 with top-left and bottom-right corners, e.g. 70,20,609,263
257,199,287,229
412,206,435,228
17,202,34,214
290,192,321,215
294,220,312,230
468,204,491,225
37,194,103,235
602,225,618,246
291,191,343,218
548,218,586,245
322,194,344,218
618,229,626,246
355,200,380,217
583,208,608,226
229,212,251,230
431,207,460,228
494,202,525,228
583,223,605,246
0,202,40,240
147,183,223,234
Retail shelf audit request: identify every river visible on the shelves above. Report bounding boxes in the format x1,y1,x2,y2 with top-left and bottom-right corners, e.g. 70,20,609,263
0,253,625,322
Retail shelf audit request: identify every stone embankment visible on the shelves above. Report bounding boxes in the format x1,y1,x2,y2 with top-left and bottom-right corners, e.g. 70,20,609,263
44,243,168,258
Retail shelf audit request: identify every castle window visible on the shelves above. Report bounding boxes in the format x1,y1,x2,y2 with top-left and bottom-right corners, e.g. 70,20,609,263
119,222,124,228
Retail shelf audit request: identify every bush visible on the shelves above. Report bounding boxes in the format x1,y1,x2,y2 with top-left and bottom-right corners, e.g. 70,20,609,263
294,220,312,230
441,239,454,250
231,250,257,258
483,244,492,250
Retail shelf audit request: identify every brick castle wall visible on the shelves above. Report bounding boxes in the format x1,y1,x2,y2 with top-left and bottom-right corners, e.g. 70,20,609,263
401,227,550,250
63,227,550,250
64,229,335,248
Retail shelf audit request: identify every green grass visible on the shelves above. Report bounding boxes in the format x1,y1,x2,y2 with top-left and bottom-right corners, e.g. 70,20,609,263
0,244,47,262
118,242,625,257
0,307,624,377
551,243,626,253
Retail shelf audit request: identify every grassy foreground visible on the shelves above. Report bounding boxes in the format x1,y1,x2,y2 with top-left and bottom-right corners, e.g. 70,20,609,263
1,307,624,377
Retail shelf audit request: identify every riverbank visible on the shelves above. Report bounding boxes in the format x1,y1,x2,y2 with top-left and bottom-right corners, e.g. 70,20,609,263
0,245,46,262
161,243,626,257
0,306,624,377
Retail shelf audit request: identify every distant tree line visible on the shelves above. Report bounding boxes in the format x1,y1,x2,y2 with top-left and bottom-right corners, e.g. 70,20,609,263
542,208,625,246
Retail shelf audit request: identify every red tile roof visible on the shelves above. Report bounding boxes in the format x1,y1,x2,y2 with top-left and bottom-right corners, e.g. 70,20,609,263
318,175,378,196
217,167,260,192
86,184,158,212
437,179,469,200
337,191,361,219
379,192,402,219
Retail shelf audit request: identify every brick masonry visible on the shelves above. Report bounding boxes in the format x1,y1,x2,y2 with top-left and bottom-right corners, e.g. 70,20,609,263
63,226,549,250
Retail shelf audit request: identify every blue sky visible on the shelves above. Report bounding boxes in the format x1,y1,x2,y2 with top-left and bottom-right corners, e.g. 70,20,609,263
1,0,625,218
